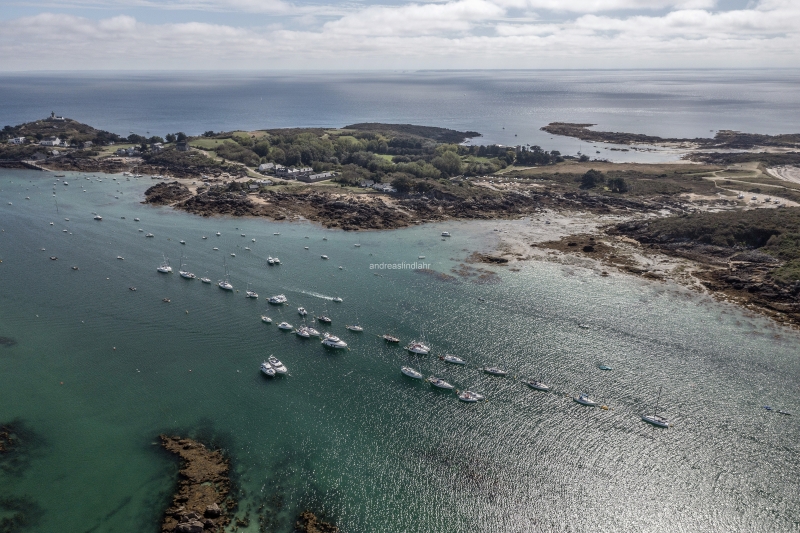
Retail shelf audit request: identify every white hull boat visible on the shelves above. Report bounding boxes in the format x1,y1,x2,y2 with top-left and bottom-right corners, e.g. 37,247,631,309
484,367,507,376
441,355,466,365
269,295,287,304
321,333,347,349
261,315,272,323
268,356,287,374
524,380,549,391
458,391,484,403
401,367,424,379
345,325,363,332
427,376,454,390
260,361,276,377
278,322,293,330
574,394,598,406
406,341,430,355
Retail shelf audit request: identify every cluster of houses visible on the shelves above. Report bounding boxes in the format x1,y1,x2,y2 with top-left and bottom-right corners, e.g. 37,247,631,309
114,142,163,157
358,179,397,193
257,162,335,183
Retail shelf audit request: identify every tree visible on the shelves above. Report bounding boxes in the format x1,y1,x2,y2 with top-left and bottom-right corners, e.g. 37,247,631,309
176,132,187,141
253,140,270,157
431,150,462,176
580,169,605,189
165,133,176,143
579,154,590,162
607,177,629,193
203,131,215,137
390,173,415,194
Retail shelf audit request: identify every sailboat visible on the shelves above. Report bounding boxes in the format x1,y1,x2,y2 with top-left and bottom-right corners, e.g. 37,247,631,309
179,254,195,279
245,283,258,299
642,386,670,428
218,261,233,290
157,255,172,273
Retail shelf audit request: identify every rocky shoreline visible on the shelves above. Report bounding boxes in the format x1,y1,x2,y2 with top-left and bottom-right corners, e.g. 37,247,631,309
160,435,234,533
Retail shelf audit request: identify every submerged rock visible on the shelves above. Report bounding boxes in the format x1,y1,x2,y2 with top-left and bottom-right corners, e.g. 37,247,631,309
294,511,339,533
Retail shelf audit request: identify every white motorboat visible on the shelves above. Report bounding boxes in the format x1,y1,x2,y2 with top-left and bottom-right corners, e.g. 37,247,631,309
213,247,219,251
261,315,272,324
134,218,140,221
260,361,276,377
295,327,311,338
241,233,246,237
484,366,507,376
268,356,287,374
200,277,211,284
574,393,598,406
230,253,236,257
427,376,454,390
298,307,308,316
246,289,258,298
354,243,360,247
441,231,450,237
321,255,328,260
94,215,102,220
441,354,466,365
252,239,256,242
642,386,670,428
180,240,185,245
146,233,154,238
117,256,124,260
202,236,207,239
216,232,221,236
219,280,233,290
273,232,280,235
267,257,275,265
406,341,430,355
345,324,363,332
524,380,549,391
304,246,309,250
332,297,343,303
278,321,293,330
157,256,172,273
268,294,287,304
138,229,144,232
273,257,281,264
382,334,400,343
458,391,484,403
401,366,424,379
316,315,332,324
321,333,347,349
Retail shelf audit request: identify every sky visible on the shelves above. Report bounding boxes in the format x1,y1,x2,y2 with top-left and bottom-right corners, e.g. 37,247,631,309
0,0,798,70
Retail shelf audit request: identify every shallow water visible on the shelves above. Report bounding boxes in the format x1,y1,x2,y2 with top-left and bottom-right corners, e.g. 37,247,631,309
1,169,799,532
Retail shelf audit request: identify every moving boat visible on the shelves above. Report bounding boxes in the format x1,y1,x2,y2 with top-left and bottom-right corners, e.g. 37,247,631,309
261,315,272,323
278,321,293,330
332,297,343,303
157,256,172,273
268,356,287,374
427,376,454,390
298,307,308,316
406,341,430,355
642,386,670,428
483,366,507,376
260,361,276,377
345,324,363,332
382,334,400,343
574,393,598,406
441,354,466,365
401,366,424,379
524,380,549,391
268,294,287,304
458,391,484,403
321,333,347,349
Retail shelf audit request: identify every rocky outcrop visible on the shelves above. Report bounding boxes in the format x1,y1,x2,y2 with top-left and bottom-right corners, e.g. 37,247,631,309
294,511,339,533
144,182,193,205
160,435,233,533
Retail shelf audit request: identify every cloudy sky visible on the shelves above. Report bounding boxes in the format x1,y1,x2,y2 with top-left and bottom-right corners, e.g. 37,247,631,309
1,0,797,70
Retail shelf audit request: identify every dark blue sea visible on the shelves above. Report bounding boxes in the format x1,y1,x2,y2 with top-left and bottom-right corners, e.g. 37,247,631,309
2,69,800,161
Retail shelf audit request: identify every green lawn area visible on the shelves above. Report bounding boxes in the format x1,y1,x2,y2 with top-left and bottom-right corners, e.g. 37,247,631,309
189,138,224,149
375,154,394,162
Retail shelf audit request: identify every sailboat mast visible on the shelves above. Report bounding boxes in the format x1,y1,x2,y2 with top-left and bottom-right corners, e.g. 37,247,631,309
655,386,662,416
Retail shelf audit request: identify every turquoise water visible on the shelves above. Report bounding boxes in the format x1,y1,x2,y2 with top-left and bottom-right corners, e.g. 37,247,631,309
1,169,799,532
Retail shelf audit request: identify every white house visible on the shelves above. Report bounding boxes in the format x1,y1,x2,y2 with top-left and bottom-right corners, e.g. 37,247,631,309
7,137,26,145
359,180,375,188
39,136,61,146
372,183,396,193
258,163,275,172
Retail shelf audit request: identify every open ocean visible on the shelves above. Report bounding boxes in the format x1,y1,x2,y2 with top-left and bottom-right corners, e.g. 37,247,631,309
1,71,800,532
2,69,800,161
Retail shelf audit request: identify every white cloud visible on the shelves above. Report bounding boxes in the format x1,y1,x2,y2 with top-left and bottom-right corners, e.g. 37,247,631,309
0,0,798,70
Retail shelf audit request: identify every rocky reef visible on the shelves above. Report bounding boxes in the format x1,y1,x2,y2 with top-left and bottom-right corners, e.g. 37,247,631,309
160,435,234,533
294,511,339,533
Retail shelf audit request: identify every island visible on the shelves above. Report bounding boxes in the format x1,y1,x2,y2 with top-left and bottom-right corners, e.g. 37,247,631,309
3,116,800,327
